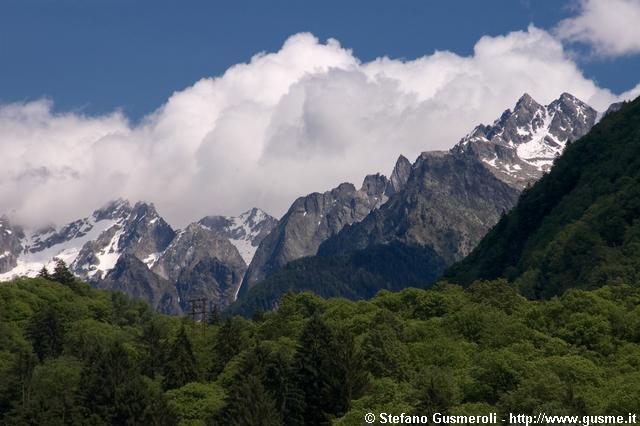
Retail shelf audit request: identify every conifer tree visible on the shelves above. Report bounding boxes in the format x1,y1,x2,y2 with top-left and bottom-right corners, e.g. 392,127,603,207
218,346,282,426
78,342,162,425
51,258,75,285
163,325,198,390
210,318,244,377
330,328,368,415
252,308,266,322
292,315,336,426
37,266,51,280
140,318,168,378
414,367,457,417
26,305,65,361
289,316,366,424
265,350,305,425
220,374,282,426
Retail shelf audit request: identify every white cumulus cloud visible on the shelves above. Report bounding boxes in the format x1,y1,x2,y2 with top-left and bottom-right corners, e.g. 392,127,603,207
0,27,636,228
556,0,640,57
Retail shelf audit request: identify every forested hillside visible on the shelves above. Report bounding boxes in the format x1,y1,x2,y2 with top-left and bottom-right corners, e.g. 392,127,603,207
227,242,446,317
445,97,640,298
2,273,640,425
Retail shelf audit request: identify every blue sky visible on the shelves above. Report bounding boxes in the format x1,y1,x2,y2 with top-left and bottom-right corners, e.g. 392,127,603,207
1,0,638,120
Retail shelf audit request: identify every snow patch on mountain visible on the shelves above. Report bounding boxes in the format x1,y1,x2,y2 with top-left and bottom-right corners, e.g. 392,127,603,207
198,208,278,264
0,217,118,280
88,227,125,278
452,92,599,189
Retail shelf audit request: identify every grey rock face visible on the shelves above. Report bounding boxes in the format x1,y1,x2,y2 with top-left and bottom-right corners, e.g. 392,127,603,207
99,254,181,315
0,217,24,274
152,223,245,281
604,101,625,117
198,208,278,264
116,202,176,261
175,257,242,312
151,223,247,311
238,156,411,297
451,93,598,189
319,153,520,264
386,155,412,196
92,213,247,314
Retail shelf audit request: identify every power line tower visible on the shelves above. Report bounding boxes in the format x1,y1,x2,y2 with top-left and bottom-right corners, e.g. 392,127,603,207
188,297,207,337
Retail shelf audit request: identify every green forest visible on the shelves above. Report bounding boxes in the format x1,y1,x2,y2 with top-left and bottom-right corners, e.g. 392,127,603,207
228,242,446,317
2,270,640,425
445,98,640,298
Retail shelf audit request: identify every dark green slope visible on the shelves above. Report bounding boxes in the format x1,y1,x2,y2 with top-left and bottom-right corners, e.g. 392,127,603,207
226,242,447,317
444,96,640,298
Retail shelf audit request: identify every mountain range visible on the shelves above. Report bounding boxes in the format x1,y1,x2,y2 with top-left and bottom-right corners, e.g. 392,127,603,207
0,92,610,316
228,92,603,315
0,201,277,313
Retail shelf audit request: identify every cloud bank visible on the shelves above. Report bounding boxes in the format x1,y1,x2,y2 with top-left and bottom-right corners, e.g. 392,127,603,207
556,0,640,57
0,26,637,228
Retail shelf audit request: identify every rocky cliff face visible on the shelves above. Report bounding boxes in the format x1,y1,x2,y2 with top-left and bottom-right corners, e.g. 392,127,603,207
386,155,412,196
238,155,411,296
99,254,181,314
451,93,598,189
0,217,24,274
152,223,247,311
198,208,278,264
319,152,520,264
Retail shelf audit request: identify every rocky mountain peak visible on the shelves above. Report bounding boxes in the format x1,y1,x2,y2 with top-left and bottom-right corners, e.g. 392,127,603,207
98,253,181,314
110,202,175,265
361,174,389,197
514,92,542,112
70,200,175,280
331,182,357,198
452,92,598,189
318,152,520,265
93,198,132,221
239,208,269,227
387,155,412,196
